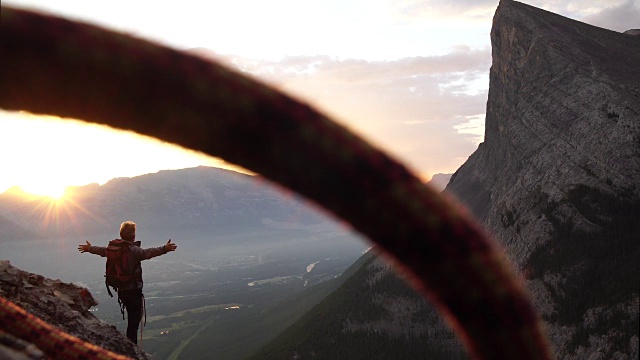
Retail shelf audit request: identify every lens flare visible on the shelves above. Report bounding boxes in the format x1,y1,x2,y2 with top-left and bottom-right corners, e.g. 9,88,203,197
21,184,66,200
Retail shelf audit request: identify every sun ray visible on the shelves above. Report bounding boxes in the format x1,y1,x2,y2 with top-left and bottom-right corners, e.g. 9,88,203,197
20,185,67,200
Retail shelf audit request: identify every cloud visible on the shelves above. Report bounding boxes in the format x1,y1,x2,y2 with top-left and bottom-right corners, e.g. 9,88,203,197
391,0,638,33
191,46,491,178
579,0,640,32
510,0,638,32
391,0,497,21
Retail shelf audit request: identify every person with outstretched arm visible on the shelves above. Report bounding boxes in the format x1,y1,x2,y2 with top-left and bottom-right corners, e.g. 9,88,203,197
78,221,177,344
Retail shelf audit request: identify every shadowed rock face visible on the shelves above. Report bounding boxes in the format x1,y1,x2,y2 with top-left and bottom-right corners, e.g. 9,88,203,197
448,1,639,359
450,0,640,229
0,261,151,360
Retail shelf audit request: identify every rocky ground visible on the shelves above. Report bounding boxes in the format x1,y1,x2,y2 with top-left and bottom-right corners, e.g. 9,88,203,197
0,260,151,360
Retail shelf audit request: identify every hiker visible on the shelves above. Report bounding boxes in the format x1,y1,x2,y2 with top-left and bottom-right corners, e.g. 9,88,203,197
77,221,177,344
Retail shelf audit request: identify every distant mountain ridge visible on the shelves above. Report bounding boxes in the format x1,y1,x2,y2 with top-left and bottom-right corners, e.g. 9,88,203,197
0,166,332,242
427,173,452,191
0,214,40,241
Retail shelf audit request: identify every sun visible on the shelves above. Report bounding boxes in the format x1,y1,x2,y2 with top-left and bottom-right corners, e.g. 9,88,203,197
21,184,67,200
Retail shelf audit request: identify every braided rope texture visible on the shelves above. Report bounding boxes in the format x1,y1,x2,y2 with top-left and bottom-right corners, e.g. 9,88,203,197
0,297,132,359
0,7,551,360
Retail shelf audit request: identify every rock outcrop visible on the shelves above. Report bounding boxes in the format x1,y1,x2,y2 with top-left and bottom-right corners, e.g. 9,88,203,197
447,1,639,359
0,260,150,359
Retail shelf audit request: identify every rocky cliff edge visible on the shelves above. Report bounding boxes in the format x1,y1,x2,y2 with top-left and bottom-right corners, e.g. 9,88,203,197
0,260,150,359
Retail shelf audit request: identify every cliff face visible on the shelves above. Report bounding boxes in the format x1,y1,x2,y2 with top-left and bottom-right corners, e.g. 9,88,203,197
0,260,150,360
448,1,639,358
449,0,640,254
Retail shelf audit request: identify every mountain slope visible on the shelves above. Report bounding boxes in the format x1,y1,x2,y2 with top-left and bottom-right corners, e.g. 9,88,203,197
249,250,465,359
0,213,41,242
0,166,332,241
447,1,640,358
176,247,369,360
426,173,452,192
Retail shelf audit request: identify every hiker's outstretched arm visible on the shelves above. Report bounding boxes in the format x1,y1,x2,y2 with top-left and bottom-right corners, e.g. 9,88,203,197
165,239,177,252
77,241,91,253
136,240,176,260
78,241,107,257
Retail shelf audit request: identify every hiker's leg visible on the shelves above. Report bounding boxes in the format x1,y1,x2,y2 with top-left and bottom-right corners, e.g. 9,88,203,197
119,289,143,343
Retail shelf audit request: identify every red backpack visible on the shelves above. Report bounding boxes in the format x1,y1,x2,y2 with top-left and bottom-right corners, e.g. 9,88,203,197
104,239,135,297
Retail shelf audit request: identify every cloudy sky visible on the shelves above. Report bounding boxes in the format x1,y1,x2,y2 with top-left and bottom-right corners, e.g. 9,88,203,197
1,0,638,197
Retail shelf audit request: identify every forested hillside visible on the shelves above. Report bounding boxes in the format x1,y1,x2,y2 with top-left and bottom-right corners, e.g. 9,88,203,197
249,251,465,359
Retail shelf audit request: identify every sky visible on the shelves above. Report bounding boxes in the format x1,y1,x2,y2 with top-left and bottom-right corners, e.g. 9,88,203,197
2,0,638,198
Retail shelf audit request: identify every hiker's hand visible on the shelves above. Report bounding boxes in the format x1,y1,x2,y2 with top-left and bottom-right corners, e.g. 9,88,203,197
78,241,91,253
165,239,177,252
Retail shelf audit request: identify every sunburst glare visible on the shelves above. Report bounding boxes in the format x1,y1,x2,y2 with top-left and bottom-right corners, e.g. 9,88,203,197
0,110,251,196
20,184,67,200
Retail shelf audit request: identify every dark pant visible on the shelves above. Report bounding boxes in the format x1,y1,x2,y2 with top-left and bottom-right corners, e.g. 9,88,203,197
118,289,143,344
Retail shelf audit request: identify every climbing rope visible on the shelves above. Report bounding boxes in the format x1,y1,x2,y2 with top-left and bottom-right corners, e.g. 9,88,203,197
0,297,133,360
0,7,551,360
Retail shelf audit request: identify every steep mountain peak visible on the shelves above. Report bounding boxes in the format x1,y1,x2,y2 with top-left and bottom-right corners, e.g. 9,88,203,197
492,0,640,84
450,0,640,222
447,1,639,358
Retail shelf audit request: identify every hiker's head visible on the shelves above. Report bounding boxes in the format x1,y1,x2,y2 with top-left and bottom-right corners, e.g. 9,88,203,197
120,221,136,241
